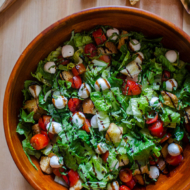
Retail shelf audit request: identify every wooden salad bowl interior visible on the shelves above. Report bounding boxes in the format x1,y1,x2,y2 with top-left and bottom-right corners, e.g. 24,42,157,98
3,6,190,190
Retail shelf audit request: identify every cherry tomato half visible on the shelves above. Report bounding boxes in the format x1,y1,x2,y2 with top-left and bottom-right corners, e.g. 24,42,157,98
84,43,97,58
148,120,164,138
119,185,131,190
162,70,171,81
102,151,109,163
69,76,82,89
68,169,79,187
72,63,86,76
68,98,81,112
146,112,158,124
57,55,70,65
30,134,49,150
122,80,141,96
166,154,183,166
38,115,52,131
125,177,136,189
119,168,133,183
99,55,111,64
92,28,107,45
82,119,91,133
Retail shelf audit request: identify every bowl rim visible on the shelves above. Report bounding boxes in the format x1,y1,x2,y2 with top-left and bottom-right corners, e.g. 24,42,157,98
3,6,190,190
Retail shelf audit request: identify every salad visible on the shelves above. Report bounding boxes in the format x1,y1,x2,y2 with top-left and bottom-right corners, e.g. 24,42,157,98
16,26,190,190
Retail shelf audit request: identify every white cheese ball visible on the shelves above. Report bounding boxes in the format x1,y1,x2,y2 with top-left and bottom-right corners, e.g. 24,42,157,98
134,52,144,64
168,143,182,156
78,83,91,99
106,28,119,40
107,181,119,190
50,156,63,168
129,39,141,51
52,96,68,109
149,166,159,179
72,112,86,128
95,143,107,154
62,45,74,58
166,79,178,91
95,78,111,91
150,97,159,106
29,85,41,98
46,121,62,134
165,50,178,63
44,62,56,74
91,115,99,128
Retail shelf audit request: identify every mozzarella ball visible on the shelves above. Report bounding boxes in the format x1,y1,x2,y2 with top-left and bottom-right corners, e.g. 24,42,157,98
149,166,159,179
29,85,41,98
150,97,159,106
107,181,119,190
134,52,144,64
166,79,178,91
78,83,91,99
95,143,107,154
106,28,119,40
46,121,62,134
168,143,182,156
94,78,111,91
91,115,98,128
72,112,86,128
129,39,141,51
50,156,63,168
52,96,68,109
62,45,74,58
165,50,178,63
44,62,56,74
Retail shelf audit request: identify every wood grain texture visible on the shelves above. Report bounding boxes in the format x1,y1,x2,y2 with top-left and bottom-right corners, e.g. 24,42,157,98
0,1,190,190
0,0,16,12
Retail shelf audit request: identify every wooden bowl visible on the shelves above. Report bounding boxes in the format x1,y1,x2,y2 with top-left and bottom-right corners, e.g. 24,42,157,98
3,6,190,190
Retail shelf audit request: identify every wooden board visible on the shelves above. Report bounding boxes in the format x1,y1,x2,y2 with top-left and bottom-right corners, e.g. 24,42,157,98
0,0,190,189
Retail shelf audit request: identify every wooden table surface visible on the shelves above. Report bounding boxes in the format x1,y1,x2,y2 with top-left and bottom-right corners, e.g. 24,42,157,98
0,0,190,189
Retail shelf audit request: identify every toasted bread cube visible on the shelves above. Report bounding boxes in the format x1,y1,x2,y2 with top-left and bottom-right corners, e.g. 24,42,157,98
40,156,52,174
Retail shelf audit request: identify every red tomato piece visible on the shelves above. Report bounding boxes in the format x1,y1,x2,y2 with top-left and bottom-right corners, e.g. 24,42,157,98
146,112,158,124
119,168,133,183
125,177,136,189
68,98,81,112
62,174,70,186
119,185,131,190
38,115,52,131
53,168,64,177
166,154,183,166
102,151,109,162
57,55,70,65
72,63,86,76
162,70,171,81
82,119,91,133
30,134,49,150
68,169,79,187
148,120,164,138
99,55,111,64
84,43,97,58
92,28,107,45
122,80,141,96
69,76,82,89
41,130,54,141
149,155,159,165
160,133,171,144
